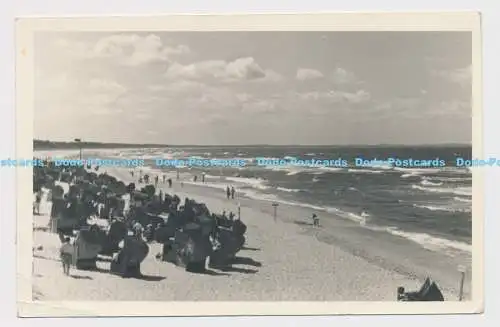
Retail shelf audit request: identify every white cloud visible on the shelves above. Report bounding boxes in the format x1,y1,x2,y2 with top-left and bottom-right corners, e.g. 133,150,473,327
296,89,371,104
53,34,190,66
165,57,281,82
331,67,358,84
432,65,471,87
296,68,324,81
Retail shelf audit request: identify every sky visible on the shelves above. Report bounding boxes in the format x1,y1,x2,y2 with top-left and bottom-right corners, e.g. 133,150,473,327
34,31,472,145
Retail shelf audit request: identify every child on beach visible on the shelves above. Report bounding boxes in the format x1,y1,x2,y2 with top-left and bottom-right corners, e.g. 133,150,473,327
59,237,73,276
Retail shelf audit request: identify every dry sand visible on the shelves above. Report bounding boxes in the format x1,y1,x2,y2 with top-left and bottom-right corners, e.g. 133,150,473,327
31,165,461,301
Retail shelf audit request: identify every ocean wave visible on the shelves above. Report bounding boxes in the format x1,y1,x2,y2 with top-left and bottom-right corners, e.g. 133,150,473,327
454,196,472,203
420,179,443,186
347,169,383,174
411,184,472,196
225,176,270,190
425,176,472,182
276,187,301,193
386,227,471,254
395,167,442,174
412,203,471,213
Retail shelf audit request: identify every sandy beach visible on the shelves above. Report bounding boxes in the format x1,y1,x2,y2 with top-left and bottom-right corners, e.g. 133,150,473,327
31,160,470,302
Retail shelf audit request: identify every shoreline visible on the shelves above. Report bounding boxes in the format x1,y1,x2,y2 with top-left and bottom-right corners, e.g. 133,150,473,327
32,152,470,301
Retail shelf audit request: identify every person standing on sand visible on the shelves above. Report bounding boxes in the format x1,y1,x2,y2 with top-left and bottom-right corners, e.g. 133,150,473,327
312,213,320,227
201,172,205,183
193,175,197,182
168,178,172,188
60,237,73,276
33,190,41,215
231,186,235,200
162,174,166,184
226,186,231,199
154,175,159,187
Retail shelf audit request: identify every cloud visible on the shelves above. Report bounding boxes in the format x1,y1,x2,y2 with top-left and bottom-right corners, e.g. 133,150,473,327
431,65,471,87
296,68,324,81
165,57,281,83
296,89,371,104
53,34,190,66
331,67,358,84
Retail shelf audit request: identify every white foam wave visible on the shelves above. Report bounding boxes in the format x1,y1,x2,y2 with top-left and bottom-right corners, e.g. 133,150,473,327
276,187,301,193
411,184,472,196
225,176,270,190
347,169,383,174
420,179,443,186
425,176,472,182
412,203,471,213
454,196,472,203
386,227,472,254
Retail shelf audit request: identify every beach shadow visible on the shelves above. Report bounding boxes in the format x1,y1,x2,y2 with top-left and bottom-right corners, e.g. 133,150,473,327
190,269,230,277
293,220,313,227
217,266,258,274
133,274,166,281
70,275,93,280
231,256,262,267
241,246,261,251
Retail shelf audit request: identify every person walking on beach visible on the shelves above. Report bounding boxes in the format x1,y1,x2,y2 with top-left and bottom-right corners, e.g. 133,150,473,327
33,190,42,215
154,175,159,187
201,172,205,183
312,213,320,227
162,174,166,184
231,186,235,200
168,178,172,188
59,237,73,276
226,186,231,200
193,175,198,182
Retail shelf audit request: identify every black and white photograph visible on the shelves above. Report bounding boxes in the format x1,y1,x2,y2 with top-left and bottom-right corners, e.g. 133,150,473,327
16,13,482,316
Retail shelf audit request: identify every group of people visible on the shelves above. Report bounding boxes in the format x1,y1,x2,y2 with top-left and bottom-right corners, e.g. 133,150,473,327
226,186,236,200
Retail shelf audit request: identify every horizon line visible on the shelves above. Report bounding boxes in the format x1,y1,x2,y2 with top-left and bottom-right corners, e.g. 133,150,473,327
34,139,472,147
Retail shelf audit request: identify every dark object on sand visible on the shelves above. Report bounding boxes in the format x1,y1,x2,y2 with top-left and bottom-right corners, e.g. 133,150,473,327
110,236,149,277
163,225,212,272
397,278,445,301
100,220,128,256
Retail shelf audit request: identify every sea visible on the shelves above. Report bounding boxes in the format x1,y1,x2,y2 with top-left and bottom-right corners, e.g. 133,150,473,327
49,145,473,258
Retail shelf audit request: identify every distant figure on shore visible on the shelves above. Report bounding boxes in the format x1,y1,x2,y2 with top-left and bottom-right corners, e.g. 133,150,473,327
159,190,163,203
154,175,159,187
130,170,134,177
201,172,206,183
144,174,150,184
231,186,235,200
59,237,73,276
138,176,143,184
312,213,320,227
167,178,172,188
226,186,231,199
176,170,180,181
33,191,41,215
162,174,166,184
193,175,198,182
